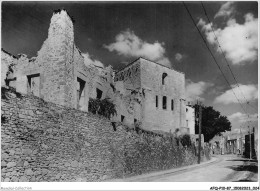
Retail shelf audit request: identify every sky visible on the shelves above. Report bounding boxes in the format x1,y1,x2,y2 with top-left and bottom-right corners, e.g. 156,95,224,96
1,1,258,133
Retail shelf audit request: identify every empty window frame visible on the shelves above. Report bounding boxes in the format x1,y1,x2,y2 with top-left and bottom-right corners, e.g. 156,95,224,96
171,99,174,111
77,77,86,109
121,115,125,122
162,73,167,85
77,78,86,99
156,96,158,108
162,96,167,110
96,88,103,99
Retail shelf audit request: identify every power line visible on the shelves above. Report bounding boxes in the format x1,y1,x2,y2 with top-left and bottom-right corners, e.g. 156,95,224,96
182,2,248,115
200,2,257,113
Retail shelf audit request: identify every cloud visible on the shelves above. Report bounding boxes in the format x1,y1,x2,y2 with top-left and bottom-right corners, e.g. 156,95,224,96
104,29,171,67
82,52,104,68
198,13,258,65
214,84,258,104
175,53,183,62
228,112,258,123
185,79,214,101
214,2,235,18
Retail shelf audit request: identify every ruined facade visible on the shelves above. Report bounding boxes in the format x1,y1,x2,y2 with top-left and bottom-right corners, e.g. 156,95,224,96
2,9,186,134
113,58,186,132
1,10,114,112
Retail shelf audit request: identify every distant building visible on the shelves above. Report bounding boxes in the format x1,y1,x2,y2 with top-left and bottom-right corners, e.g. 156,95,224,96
185,105,195,135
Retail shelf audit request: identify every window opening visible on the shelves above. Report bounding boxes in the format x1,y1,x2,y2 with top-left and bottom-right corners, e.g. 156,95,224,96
96,88,103,99
77,77,86,109
121,115,125,122
156,96,158,108
162,96,167,110
162,73,167,85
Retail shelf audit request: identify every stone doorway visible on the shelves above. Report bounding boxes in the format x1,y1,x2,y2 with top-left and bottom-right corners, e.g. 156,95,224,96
27,74,40,97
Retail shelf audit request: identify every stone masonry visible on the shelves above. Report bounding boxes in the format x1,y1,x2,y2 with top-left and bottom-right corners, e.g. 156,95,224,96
114,58,186,133
1,10,114,112
2,9,186,134
1,9,210,183
1,88,200,182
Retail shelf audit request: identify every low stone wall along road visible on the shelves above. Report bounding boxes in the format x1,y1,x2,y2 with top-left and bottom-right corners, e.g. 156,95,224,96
117,155,258,182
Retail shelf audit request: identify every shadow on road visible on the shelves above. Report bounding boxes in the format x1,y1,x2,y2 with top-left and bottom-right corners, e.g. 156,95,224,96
226,164,258,173
233,180,255,182
226,159,258,162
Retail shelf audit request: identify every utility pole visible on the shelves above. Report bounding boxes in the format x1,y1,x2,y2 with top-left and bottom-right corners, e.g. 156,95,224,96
248,126,252,159
198,100,202,164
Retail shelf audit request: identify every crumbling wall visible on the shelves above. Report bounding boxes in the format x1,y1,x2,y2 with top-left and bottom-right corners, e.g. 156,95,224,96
114,59,142,90
111,88,143,127
35,10,75,108
1,88,198,182
1,10,77,108
112,59,144,127
74,45,115,109
1,50,18,87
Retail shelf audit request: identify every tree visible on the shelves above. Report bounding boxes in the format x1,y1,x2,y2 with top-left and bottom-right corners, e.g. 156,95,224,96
194,104,231,142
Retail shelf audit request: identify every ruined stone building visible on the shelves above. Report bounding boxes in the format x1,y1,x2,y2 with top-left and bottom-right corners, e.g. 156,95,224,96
113,58,186,132
1,9,187,134
1,10,114,112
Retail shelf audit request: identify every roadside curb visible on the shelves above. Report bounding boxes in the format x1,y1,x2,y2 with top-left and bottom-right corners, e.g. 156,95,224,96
108,156,220,182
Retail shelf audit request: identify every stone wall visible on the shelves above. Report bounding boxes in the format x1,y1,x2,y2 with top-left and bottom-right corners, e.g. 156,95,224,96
114,58,142,90
1,88,199,182
140,58,186,132
112,58,186,133
1,9,186,136
1,10,114,112
1,50,18,87
111,87,143,127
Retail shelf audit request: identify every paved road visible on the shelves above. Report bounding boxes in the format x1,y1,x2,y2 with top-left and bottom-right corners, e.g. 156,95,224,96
122,155,258,182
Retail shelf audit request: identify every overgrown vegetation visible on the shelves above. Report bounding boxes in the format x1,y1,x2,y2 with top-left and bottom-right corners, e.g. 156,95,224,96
193,104,231,142
88,98,117,119
109,130,199,177
1,86,22,100
179,134,192,147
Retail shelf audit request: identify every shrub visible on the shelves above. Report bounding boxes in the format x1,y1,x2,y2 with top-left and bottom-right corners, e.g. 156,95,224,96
88,98,117,119
1,86,22,99
180,134,192,147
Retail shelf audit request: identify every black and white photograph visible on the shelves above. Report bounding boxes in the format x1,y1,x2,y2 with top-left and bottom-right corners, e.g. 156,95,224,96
1,1,259,190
